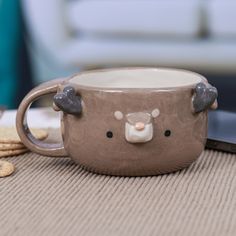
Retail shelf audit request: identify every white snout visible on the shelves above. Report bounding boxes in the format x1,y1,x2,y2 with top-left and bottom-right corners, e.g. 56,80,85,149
125,122,153,143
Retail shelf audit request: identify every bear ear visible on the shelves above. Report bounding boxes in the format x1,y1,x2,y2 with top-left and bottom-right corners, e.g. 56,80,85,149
192,83,218,113
151,109,160,118
53,86,82,115
114,111,124,120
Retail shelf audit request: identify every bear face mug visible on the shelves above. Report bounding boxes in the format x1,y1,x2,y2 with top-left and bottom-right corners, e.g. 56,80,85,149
16,68,218,176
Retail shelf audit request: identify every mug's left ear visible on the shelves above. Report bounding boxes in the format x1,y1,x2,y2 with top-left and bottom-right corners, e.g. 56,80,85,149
192,83,218,113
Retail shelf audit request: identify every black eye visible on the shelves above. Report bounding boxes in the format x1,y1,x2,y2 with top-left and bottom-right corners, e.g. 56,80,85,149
106,131,113,138
164,130,171,137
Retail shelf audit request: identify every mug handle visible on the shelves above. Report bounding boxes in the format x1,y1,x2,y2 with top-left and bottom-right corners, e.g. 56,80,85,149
16,79,68,157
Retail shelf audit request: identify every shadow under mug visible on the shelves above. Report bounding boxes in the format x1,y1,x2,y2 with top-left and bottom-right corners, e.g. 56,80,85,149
16,68,218,176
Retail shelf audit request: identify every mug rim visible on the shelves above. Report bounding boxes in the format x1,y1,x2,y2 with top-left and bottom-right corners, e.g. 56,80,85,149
67,67,207,91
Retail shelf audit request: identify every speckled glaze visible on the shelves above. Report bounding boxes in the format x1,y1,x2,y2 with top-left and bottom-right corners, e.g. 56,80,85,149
16,68,218,176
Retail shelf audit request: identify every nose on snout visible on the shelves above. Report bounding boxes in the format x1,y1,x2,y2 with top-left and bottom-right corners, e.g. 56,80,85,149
135,122,145,131
125,122,153,143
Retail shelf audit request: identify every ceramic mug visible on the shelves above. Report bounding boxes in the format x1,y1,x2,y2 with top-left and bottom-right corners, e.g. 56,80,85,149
16,68,218,176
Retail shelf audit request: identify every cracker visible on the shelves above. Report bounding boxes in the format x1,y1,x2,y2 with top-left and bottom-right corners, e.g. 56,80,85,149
0,143,25,151
0,160,15,177
0,149,28,158
0,127,48,144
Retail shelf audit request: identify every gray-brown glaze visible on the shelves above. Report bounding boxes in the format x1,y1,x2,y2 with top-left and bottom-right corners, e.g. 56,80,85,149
193,83,218,113
16,68,217,176
61,83,207,176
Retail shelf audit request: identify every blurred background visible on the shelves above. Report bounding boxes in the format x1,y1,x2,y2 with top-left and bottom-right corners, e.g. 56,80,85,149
0,0,236,110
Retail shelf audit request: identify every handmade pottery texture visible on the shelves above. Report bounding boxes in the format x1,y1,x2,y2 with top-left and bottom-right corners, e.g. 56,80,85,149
61,83,208,176
16,68,217,176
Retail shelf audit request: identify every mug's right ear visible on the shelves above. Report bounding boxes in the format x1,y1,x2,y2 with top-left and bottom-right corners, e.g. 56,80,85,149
192,82,218,113
53,86,82,115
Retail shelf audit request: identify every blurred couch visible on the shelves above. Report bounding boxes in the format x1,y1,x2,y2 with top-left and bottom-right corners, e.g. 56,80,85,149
22,0,236,84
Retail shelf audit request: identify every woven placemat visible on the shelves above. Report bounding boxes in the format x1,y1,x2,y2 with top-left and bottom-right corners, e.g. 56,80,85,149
0,130,236,236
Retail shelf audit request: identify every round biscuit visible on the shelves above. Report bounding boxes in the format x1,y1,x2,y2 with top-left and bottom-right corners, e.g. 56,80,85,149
0,149,29,158
0,127,48,144
0,160,15,177
0,143,25,151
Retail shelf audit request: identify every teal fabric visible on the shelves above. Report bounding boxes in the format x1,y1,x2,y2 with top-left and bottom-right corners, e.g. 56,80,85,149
0,0,21,108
